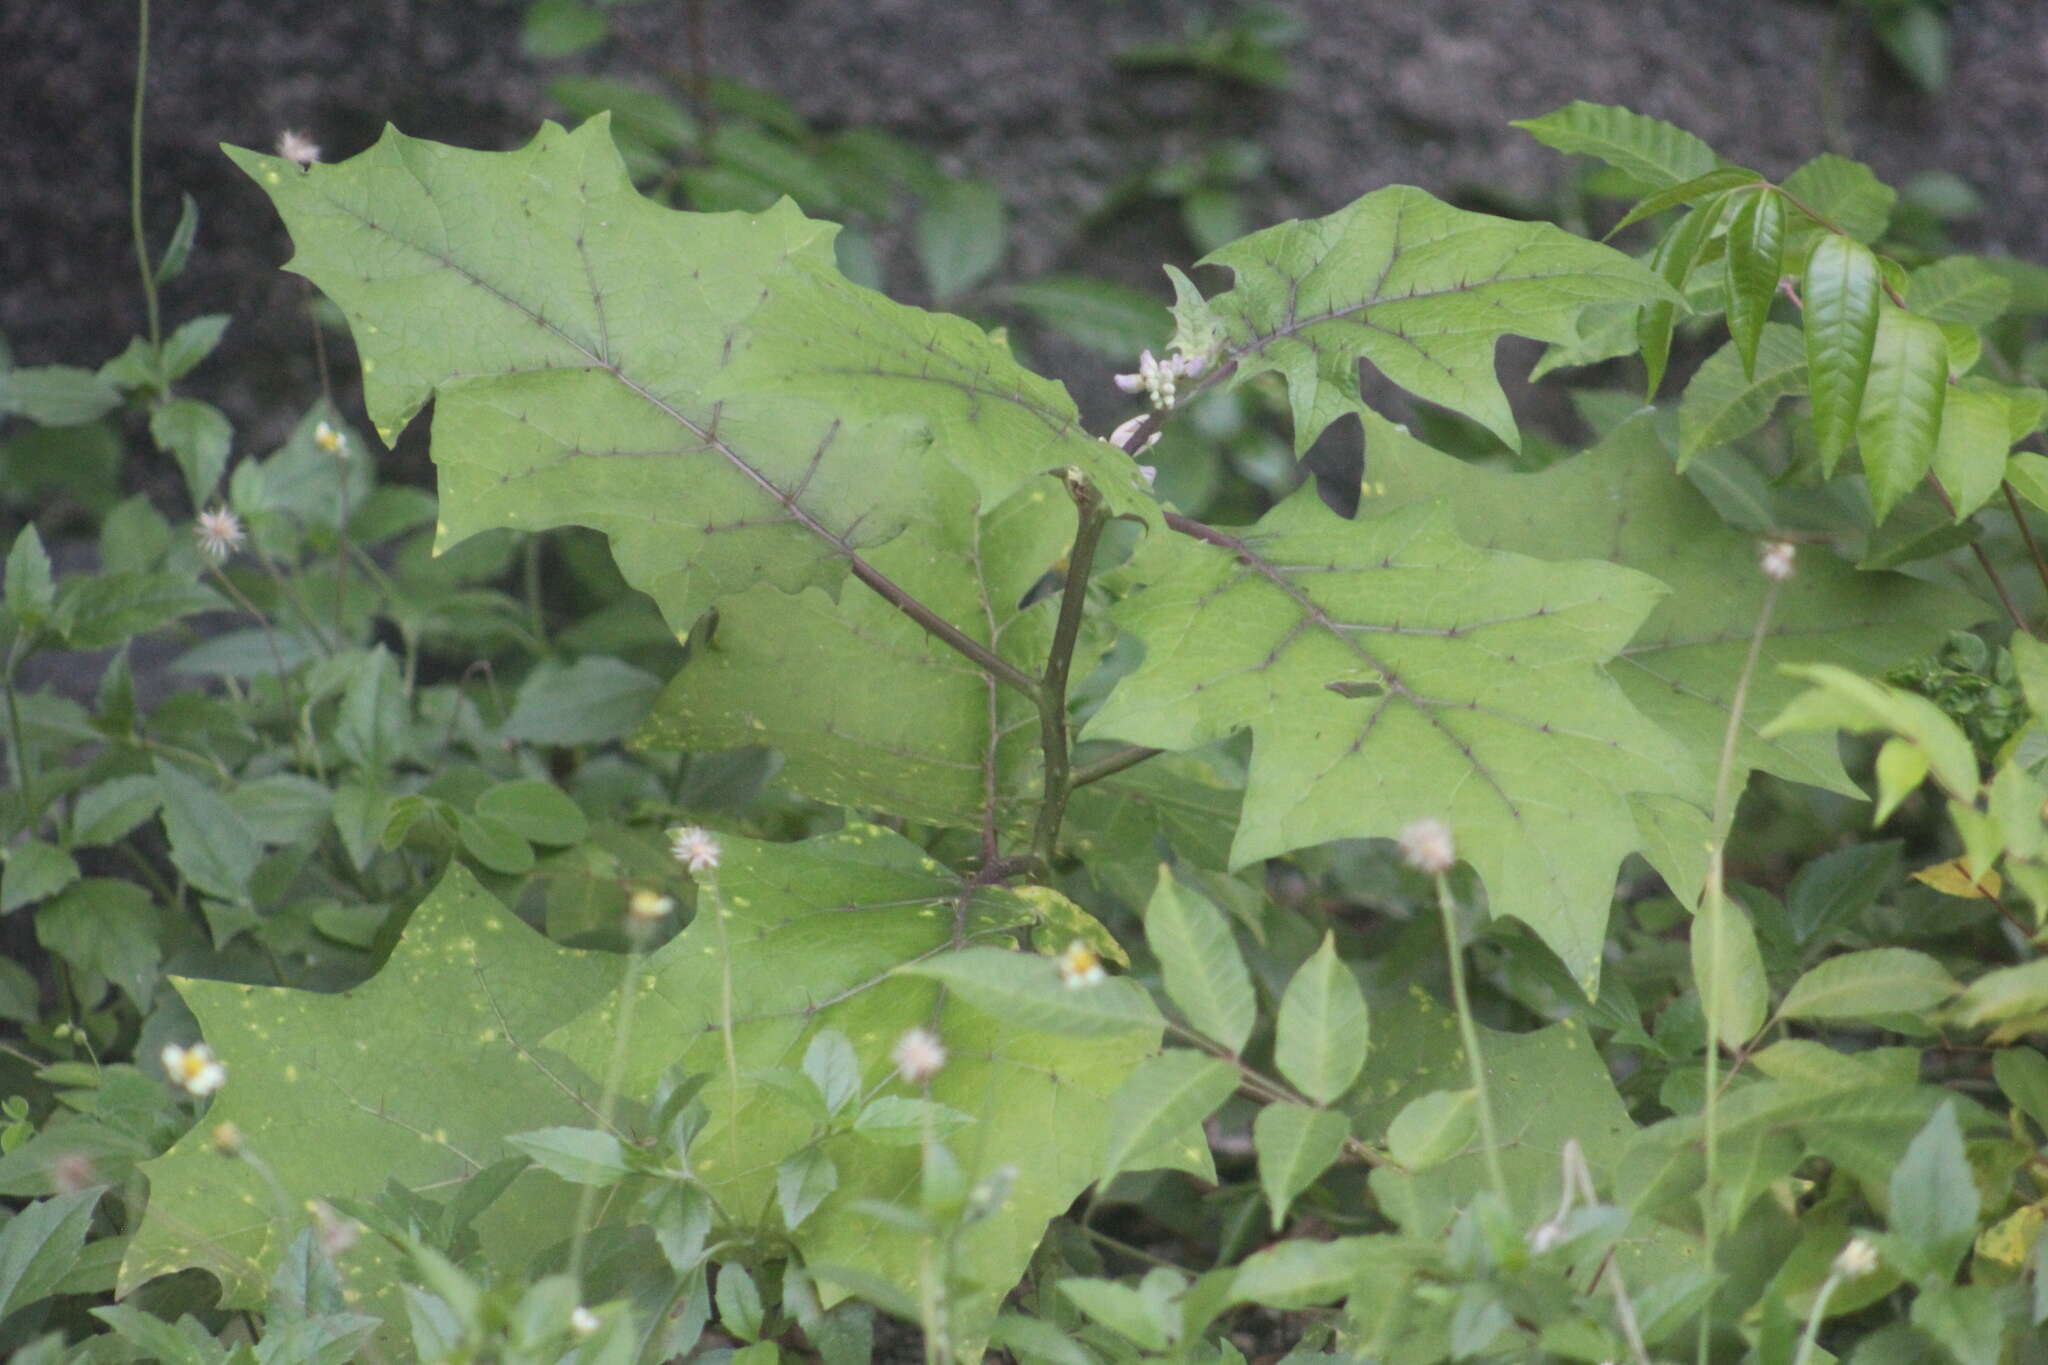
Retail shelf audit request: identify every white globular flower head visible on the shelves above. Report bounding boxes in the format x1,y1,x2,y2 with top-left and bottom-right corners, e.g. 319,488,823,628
669,825,721,875
276,129,321,168
194,507,246,563
1759,539,1797,582
314,420,348,458
1057,939,1106,989
892,1026,947,1084
162,1042,227,1097
1832,1235,1879,1279
1398,818,1457,876
570,1306,600,1338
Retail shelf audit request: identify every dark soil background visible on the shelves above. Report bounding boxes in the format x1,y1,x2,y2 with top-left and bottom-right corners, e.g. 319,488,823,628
4,0,2048,469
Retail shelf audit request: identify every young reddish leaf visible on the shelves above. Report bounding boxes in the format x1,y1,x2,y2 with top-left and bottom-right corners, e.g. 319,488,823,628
1724,188,1786,378
1857,307,1949,522
1802,234,1882,472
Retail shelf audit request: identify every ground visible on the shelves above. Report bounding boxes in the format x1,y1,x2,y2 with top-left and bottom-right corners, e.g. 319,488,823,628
5,0,2046,455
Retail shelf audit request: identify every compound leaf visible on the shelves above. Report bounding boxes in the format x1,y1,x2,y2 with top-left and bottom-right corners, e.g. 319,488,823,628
1186,185,1674,453
1087,486,1696,990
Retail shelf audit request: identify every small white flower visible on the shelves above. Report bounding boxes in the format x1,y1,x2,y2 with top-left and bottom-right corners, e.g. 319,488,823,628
626,888,675,923
1107,414,1160,452
194,507,246,563
1759,539,1796,582
162,1042,227,1097
1136,464,1157,488
1398,818,1457,876
314,421,348,457
1832,1235,1878,1279
669,826,721,875
276,129,321,168
1528,1218,1566,1254
1113,371,1146,395
892,1026,947,1084
1057,940,1105,989
1171,350,1208,381
569,1305,600,1338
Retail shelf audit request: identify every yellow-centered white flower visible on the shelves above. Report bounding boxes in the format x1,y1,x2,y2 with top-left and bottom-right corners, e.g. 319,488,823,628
162,1042,227,1096
1057,939,1105,988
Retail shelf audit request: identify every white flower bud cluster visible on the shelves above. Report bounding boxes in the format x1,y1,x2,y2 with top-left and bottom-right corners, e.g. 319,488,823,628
1105,348,1209,454
1114,348,1205,411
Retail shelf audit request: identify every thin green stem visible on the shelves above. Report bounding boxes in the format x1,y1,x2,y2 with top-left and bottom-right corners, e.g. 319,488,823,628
569,936,649,1288
1697,572,1784,1365
128,0,161,352
2003,480,2048,605
1928,474,2030,635
2,644,35,832
1791,1270,1845,1365
1436,871,1510,1210
1068,743,1165,789
707,872,742,1176
1029,488,1110,868
205,562,318,772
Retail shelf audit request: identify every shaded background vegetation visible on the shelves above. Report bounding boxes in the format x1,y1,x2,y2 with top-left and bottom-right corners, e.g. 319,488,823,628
6,0,2047,467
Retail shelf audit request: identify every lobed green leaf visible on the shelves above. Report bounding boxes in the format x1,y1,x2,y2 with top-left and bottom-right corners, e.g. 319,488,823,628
1188,184,1674,452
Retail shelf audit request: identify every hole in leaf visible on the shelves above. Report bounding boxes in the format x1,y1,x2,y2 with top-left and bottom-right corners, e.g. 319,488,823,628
1304,413,1365,519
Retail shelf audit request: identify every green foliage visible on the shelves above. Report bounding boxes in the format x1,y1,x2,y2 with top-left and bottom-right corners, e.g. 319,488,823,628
15,44,2048,1365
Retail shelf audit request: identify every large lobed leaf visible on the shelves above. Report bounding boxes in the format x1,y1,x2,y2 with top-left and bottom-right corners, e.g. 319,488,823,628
228,119,1149,636
544,827,1156,1351
634,471,1071,828
1362,412,1986,805
1181,185,1675,454
123,865,617,1319
1086,488,1696,989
